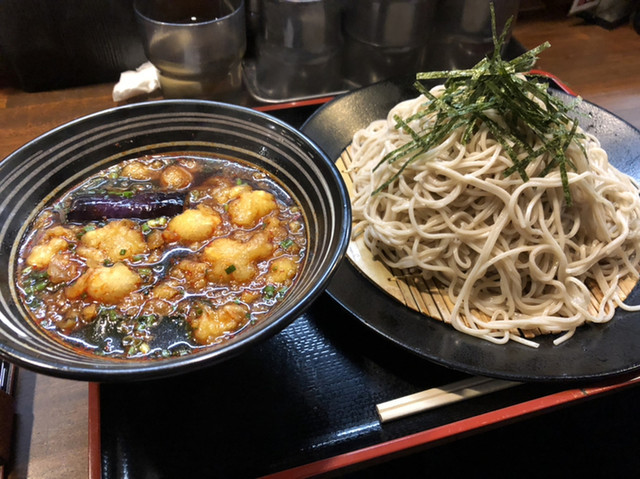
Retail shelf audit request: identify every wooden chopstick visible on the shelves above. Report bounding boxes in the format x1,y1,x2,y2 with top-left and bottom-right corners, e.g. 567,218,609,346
376,376,521,423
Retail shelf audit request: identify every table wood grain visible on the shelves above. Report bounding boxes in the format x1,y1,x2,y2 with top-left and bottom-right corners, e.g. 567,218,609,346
0,9,638,479
515,9,640,129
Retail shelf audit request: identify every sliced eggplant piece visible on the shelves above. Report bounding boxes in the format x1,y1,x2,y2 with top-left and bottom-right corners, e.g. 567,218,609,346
66,192,185,222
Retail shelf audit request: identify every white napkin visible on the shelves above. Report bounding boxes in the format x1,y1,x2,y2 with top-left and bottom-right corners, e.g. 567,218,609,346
112,62,160,102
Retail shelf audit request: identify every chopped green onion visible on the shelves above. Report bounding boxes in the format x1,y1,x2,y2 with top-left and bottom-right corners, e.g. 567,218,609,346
120,249,127,256
225,264,236,274
33,270,49,280
263,284,276,300
113,191,134,198
188,190,201,202
146,217,168,228
280,238,294,250
77,223,97,239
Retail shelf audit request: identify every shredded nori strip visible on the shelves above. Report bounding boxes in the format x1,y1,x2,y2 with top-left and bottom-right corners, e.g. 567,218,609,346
373,4,585,205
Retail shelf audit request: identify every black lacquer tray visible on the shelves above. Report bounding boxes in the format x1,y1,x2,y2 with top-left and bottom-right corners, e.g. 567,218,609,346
98,292,640,478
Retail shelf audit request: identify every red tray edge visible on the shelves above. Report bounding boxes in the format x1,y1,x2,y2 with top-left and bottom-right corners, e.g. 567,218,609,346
261,374,640,479
88,382,101,479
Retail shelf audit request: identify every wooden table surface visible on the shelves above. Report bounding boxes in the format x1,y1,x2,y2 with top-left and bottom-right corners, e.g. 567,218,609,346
1,9,639,479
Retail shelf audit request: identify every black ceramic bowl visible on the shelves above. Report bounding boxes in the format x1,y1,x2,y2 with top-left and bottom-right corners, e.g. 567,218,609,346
0,100,350,381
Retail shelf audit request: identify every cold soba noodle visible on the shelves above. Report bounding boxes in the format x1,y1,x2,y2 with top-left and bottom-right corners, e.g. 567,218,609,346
348,53,640,347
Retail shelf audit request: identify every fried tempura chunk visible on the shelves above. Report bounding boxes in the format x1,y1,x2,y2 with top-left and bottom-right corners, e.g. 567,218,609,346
85,263,141,304
203,232,274,283
228,190,277,228
191,302,249,345
164,205,221,243
80,220,147,262
266,257,298,284
160,165,193,190
26,237,69,269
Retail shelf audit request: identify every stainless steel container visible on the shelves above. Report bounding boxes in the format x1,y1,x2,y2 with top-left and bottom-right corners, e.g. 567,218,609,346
342,0,437,87
244,0,522,101
251,0,344,99
429,0,521,70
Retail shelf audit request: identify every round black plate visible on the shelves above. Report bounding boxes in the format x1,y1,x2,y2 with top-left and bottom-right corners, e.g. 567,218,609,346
301,76,640,383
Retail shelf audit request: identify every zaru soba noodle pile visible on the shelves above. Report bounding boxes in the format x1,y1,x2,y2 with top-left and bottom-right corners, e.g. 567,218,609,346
348,19,640,347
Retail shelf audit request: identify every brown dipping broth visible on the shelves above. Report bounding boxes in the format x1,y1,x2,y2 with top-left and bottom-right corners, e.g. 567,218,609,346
16,154,307,359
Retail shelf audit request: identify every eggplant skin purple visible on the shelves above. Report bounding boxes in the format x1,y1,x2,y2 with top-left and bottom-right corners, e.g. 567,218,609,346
66,192,185,222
